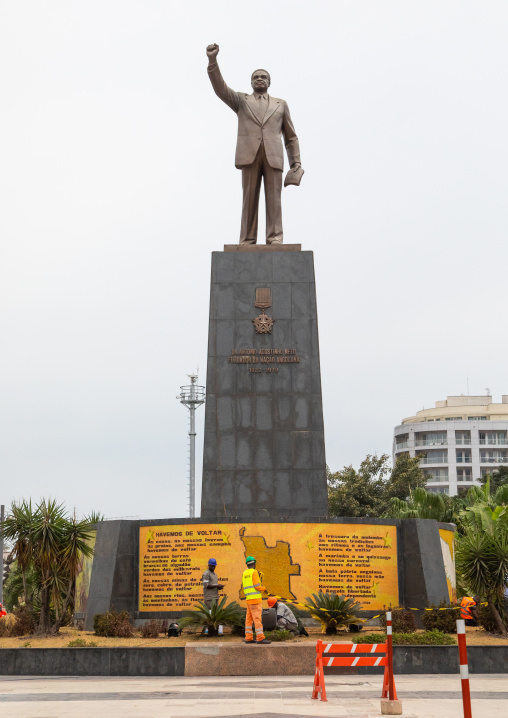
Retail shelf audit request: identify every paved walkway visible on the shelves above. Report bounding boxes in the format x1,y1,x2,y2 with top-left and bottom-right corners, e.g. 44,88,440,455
0,674,507,717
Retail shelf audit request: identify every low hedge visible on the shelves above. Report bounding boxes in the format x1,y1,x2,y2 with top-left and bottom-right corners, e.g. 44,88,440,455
352,629,455,646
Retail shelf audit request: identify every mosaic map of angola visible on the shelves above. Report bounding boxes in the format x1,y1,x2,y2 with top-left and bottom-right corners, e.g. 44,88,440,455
238,526,301,600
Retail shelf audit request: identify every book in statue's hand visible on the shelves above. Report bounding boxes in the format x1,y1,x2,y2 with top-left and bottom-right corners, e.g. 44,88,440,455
284,165,304,187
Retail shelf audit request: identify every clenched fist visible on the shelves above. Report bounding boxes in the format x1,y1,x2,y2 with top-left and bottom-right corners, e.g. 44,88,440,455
206,43,219,59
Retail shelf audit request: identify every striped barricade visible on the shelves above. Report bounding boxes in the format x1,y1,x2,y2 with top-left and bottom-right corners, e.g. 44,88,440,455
311,639,398,703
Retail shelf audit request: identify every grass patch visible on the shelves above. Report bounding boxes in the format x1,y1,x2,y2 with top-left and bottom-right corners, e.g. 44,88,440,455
264,629,294,642
67,638,98,647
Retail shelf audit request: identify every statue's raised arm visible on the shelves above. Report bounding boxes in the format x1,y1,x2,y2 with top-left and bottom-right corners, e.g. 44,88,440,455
206,44,303,245
206,43,240,113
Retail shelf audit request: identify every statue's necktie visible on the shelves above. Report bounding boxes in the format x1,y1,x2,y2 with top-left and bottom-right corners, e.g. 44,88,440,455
255,95,267,124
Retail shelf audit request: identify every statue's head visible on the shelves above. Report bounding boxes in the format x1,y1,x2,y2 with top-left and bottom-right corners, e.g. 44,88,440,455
251,69,271,93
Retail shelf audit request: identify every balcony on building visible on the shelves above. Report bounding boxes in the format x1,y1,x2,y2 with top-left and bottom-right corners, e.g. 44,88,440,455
456,449,472,463
423,468,449,483
479,431,507,446
457,468,473,482
417,449,448,464
455,430,471,445
414,431,447,447
480,450,508,464
394,433,409,451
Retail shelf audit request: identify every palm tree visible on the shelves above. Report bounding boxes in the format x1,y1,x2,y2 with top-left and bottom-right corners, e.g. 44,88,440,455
456,526,508,634
179,596,244,636
0,500,35,605
31,499,66,633
457,479,508,634
304,592,365,634
388,487,457,522
1,498,97,634
52,515,94,632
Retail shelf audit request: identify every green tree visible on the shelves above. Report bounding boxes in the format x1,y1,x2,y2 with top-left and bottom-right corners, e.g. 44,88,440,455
480,467,508,493
328,454,390,518
384,453,427,501
328,453,427,518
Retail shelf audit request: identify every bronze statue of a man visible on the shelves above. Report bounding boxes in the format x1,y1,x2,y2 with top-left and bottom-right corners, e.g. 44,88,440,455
206,44,303,245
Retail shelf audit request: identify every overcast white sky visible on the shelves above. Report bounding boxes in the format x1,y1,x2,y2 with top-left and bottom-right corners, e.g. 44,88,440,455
1,1,507,521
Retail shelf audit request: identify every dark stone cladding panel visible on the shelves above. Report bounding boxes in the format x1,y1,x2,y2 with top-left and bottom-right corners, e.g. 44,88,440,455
1,645,508,676
85,520,137,631
400,519,450,608
201,250,327,519
0,648,185,676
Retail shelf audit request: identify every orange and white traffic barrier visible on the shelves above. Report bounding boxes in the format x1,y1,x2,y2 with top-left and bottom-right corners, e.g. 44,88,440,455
456,619,472,718
311,634,397,703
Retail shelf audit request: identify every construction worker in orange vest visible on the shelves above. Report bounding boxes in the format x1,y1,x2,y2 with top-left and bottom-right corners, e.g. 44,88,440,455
460,595,479,625
242,556,271,644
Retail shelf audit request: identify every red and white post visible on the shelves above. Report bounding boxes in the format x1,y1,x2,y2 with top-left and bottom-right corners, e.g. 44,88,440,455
456,619,472,718
381,611,402,715
386,611,395,701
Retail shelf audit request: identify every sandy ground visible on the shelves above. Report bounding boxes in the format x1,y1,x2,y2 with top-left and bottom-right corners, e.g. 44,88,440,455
0,624,507,648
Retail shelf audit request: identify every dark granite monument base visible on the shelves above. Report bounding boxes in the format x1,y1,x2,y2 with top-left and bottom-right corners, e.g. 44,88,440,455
201,247,328,520
84,517,454,630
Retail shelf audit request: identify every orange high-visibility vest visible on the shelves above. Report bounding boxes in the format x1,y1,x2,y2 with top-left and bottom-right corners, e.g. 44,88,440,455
460,596,475,620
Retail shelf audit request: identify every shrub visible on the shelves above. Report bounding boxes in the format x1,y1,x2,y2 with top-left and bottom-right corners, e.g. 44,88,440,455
93,611,134,638
265,629,294,642
67,638,98,647
141,619,167,638
0,614,17,637
421,602,461,633
477,602,502,633
352,630,455,645
9,606,35,637
393,630,455,645
352,632,387,644
379,607,417,634
304,593,366,635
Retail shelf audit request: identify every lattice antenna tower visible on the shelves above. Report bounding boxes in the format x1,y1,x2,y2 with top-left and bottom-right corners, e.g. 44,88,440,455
177,373,205,518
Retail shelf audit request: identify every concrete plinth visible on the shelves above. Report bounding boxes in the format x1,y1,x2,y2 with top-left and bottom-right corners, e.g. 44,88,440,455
185,641,316,676
381,698,403,714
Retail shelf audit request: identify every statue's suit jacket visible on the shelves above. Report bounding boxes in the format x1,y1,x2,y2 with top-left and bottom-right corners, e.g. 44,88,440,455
208,63,301,171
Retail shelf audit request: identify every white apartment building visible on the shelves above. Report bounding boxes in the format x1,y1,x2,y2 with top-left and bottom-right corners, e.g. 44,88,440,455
393,394,508,496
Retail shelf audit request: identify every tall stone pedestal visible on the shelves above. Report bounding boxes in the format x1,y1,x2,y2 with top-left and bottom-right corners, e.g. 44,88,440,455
201,245,328,519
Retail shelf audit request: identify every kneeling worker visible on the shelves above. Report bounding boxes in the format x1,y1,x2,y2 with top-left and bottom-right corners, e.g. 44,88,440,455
242,556,271,644
267,596,308,636
461,595,480,626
